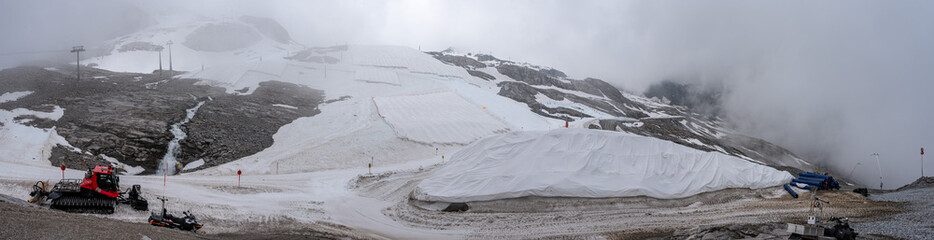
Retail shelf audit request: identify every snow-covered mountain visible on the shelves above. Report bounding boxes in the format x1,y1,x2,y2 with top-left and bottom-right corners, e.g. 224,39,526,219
426,49,812,172
0,13,837,238
0,14,812,197
84,14,303,74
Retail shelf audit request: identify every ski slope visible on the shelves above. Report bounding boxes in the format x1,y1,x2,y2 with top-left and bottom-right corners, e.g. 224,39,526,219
0,13,811,237
414,128,793,202
373,92,509,144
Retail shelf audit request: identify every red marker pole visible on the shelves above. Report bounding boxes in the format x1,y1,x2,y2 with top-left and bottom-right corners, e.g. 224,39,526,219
60,164,65,179
237,170,242,188
922,147,925,177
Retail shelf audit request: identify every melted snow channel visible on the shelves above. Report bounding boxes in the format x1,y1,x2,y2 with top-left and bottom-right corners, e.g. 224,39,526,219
158,101,205,175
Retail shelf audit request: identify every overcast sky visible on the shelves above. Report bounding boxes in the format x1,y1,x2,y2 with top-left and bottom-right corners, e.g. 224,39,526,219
2,0,933,188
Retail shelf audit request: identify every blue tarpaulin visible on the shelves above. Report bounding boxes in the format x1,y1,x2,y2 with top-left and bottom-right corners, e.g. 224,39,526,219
784,172,840,197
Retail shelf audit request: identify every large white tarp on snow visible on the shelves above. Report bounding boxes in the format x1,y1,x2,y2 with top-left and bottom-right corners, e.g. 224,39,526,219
373,92,509,144
413,128,793,202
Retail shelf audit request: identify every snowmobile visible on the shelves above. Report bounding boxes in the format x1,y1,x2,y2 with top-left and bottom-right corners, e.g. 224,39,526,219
29,165,148,214
786,197,858,240
148,196,204,232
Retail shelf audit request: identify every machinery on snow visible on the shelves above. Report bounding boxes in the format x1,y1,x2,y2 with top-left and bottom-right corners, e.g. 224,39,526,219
148,196,203,232
29,165,149,214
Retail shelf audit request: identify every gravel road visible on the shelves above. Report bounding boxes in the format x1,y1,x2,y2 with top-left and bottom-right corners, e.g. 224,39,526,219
852,178,934,240
0,194,356,240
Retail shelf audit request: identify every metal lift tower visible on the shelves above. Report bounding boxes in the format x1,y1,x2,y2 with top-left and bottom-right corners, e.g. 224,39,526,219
71,46,85,80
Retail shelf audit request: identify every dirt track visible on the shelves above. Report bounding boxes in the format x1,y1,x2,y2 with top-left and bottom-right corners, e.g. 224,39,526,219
0,194,357,240
0,197,203,240
0,169,912,240
348,169,904,239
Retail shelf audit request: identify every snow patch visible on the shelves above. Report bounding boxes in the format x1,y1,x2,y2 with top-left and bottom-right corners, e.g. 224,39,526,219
0,106,68,167
272,104,297,109
533,93,618,120
0,91,32,103
100,154,145,175
624,121,644,128
183,159,205,171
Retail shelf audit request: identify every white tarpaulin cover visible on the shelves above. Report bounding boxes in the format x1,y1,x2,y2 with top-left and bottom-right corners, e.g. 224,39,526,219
413,128,793,202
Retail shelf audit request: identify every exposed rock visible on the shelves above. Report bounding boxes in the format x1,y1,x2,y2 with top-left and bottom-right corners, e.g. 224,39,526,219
539,68,567,78
49,145,120,173
585,78,649,118
897,177,934,190
668,223,787,240
466,70,495,81
594,117,808,172
12,115,56,129
432,55,486,69
496,64,605,97
0,66,324,174
720,134,809,168
644,80,724,118
496,64,553,86
475,54,510,63
496,81,539,107
180,81,324,170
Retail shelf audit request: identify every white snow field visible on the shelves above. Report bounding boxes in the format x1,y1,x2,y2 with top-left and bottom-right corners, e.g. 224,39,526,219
0,91,32,103
354,68,400,85
84,14,303,74
0,15,809,237
414,128,794,202
373,92,509,144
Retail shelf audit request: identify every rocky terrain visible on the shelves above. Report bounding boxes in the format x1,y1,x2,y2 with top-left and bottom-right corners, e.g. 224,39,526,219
180,81,323,172
644,80,724,118
428,50,812,173
0,66,324,174
852,177,934,239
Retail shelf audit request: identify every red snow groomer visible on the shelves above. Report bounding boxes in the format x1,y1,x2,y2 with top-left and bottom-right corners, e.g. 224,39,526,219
30,165,148,214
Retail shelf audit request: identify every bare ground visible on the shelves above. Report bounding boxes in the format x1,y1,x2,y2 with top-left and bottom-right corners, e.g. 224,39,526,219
350,168,905,239
0,167,916,239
